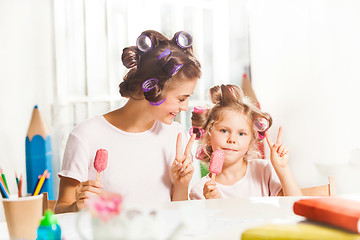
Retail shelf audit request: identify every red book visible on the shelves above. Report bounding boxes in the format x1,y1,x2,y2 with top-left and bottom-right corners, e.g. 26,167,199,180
293,197,360,233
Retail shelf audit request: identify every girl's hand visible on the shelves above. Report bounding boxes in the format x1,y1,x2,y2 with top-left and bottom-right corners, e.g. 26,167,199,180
203,179,222,199
170,133,196,187
265,126,289,170
75,180,103,210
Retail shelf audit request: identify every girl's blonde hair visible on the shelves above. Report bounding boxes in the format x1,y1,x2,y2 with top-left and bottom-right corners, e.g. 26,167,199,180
192,84,272,163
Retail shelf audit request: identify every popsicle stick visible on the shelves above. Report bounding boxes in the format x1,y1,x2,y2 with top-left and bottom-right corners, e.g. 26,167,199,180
211,173,216,181
96,172,101,181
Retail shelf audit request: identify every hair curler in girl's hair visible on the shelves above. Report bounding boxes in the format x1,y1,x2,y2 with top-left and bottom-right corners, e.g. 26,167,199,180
189,127,205,140
193,106,208,114
195,145,206,160
254,117,270,139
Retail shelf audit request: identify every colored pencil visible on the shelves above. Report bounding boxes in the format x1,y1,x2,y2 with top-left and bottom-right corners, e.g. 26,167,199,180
0,175,9,196
33,169,48,196
0,178,9,198
18,174,23,197
0,168,10,194
31,175,41,196
15,172,19,187
26,105,54,199
39,172,50,193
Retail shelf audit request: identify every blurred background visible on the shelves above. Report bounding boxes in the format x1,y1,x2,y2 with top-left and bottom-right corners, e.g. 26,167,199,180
1,0,360,202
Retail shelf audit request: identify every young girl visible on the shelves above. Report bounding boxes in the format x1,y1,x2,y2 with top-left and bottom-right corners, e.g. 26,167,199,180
55,30,201,213
189,84,302,199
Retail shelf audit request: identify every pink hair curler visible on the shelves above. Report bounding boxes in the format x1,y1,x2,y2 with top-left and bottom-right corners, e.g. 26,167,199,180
189,127,204,140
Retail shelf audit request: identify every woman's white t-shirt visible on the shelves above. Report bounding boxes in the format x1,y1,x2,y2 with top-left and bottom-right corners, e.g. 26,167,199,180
189,159,282,199
58,115,187,207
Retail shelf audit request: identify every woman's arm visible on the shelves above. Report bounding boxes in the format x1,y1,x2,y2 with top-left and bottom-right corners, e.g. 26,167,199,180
54,176,103,214
54,177,79,214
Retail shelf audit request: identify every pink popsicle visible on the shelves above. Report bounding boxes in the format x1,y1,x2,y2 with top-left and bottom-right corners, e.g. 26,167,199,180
94,149,108,181
209,149,224,180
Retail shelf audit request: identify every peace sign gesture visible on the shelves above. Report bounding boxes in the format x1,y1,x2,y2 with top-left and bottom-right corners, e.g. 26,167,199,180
170,133,196,187
265,126,289,170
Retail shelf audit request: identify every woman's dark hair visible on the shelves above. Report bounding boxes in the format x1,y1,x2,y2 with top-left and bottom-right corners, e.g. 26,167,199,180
119,30,202,104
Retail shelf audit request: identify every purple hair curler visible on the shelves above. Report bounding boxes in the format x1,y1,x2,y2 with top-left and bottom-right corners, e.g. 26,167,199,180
142,78,158,92
174,31,193,49
170,64,183,77
136,35,152,52
149,98,166,106
158,48,171,60
189,127,205,140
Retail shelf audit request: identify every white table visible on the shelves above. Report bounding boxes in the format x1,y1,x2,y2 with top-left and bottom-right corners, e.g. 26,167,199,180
1,195,360,240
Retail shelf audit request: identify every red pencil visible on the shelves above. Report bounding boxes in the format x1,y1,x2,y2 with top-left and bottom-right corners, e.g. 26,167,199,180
18,174,23,197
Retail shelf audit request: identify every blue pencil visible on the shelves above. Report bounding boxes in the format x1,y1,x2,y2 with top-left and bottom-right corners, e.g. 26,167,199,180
26,105,54,199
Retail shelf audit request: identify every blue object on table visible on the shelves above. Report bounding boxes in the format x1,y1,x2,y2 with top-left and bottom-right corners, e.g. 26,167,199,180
26,105,54,199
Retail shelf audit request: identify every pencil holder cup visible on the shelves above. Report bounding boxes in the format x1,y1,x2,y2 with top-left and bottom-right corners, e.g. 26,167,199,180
2,194,43,240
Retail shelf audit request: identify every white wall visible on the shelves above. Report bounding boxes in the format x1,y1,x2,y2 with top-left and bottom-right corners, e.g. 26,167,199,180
1,0,360,215
248,0,360,193
0,0,55,202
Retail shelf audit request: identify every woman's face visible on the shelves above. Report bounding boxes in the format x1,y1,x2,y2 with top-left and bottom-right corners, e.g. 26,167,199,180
209,110,253,164
152,78,197,125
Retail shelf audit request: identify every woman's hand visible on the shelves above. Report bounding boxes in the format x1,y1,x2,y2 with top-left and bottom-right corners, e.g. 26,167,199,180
75,180,103,210
203,179,222,199
170,133,196,187
265,126,289,171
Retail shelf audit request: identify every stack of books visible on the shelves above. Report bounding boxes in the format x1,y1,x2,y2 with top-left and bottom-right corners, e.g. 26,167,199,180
241,197,360,240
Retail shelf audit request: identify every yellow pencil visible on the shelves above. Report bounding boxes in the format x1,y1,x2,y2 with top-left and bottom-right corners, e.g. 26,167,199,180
33,169,48,196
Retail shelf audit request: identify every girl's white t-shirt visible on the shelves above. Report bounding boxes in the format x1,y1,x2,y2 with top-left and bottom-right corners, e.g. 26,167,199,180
58,115,187,207
189,159,282,200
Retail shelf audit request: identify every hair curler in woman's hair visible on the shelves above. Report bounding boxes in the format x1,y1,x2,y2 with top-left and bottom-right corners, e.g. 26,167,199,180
142,78,158,92
173,31,193,49
142,78,166,106
158,49,171,60
122,47,139,69
136,35,152,52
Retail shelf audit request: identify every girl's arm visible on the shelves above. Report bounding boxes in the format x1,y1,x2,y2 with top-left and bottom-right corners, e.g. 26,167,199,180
170,133,196,201
265,127,302,196
54,176,102,213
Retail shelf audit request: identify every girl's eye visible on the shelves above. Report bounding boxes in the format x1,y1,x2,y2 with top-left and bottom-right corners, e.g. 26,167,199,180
239,132,246,136
179,99,186,102
220,129,228,133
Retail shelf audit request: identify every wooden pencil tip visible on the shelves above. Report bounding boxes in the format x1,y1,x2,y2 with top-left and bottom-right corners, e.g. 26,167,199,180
34,105,38,109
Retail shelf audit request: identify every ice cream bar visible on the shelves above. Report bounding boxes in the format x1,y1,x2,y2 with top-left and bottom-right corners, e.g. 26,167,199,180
94,149,108,181
209,149,224,180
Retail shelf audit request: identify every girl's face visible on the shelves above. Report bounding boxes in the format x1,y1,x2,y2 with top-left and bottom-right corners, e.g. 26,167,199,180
209,109,253,164
153,78,197,125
